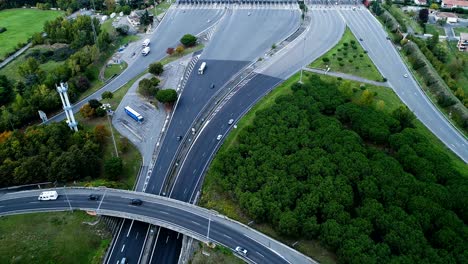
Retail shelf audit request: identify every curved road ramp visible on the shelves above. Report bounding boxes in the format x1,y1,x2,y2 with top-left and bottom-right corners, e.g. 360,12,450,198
0,187,315,264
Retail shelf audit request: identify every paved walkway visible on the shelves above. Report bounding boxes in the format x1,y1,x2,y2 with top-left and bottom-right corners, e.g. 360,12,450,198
304,67,390,88
0,42,32,69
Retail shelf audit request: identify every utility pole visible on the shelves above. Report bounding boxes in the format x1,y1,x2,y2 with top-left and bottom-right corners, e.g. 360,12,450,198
102,103,119,157
90,0,98,43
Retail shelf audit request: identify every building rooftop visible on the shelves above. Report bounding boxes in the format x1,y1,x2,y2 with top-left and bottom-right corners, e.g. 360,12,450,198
442,0,468,8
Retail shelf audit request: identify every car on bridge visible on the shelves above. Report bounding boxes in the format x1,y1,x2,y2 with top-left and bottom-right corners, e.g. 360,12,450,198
235,246,248,256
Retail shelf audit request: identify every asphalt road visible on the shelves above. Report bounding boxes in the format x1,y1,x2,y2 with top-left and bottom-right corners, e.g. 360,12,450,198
0,188,314,264
142,7,301,264
340,7,468,162
46,7,225,123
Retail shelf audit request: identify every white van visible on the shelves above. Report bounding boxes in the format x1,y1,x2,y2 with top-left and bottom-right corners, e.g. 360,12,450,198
142,47,150,56
38,191,58,201
142,38,150,47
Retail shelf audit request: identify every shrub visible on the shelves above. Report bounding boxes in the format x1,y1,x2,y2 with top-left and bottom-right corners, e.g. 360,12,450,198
0,27,6,33
180,34,197,47
166,47,174,55
149,62,164,76
102,91,113,99
116,25,129,36
339,63,345,67
322,57,330,63
349,59,353,63
337,57,343,61
156,89,178,104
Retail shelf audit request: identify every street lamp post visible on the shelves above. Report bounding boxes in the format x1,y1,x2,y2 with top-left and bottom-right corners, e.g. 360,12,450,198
102,104,119,157
299,36,306,83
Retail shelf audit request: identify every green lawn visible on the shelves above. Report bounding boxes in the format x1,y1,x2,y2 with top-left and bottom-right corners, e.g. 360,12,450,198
425,23,446,36
104,62,128,80
191,242,244,264
0,212,111,264
200,71,467,264
153,1,172,16
0,8,63,59
309,27,384,82
453,26,468,36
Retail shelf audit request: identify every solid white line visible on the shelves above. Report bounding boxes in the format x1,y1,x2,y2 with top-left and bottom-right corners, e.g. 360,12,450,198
106,219,125,264
223,234,232,239
191,220,202,226
136,225,151,264
257,251,265,258
148,227,162,264
160,210,169,215
121,244,125,253
127,220,134,237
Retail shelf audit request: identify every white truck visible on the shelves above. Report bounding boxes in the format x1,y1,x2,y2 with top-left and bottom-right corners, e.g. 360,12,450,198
198,62,206,74
38,191,58,201
142,46,150,56
142,38,150,47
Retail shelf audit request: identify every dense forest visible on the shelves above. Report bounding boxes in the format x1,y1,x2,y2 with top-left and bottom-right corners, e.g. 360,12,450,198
208,76,467,263
0,122,106,187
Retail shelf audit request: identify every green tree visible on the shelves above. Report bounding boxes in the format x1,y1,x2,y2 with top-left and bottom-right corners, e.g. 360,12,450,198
138,78,159,97
0,75,13,106
104,156,123,180
97,31,112,51
156,89,178,104
149,62,164,75
180,34,197,47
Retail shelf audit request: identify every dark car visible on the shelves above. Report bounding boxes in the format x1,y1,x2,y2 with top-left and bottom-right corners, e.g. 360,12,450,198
131,199,143,205
88,194,99,201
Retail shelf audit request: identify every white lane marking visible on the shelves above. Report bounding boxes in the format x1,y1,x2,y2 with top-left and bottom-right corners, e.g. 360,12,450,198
223,234,232,239
191,220,202,226
257,251,265,258
29,201,40,204
127,220,134,237
121,244,125,252
135,232,139,240
160,210,169,215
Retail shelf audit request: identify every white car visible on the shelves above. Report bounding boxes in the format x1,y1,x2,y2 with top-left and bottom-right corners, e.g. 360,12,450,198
403,74,408,78
228,119,234,125
216,134,222,141
235,246,247,256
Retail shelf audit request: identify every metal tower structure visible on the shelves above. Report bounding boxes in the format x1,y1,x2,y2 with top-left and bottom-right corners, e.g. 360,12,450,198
56,82,78,132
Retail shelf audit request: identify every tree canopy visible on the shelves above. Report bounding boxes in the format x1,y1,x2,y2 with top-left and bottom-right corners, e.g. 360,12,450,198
207,75,468,263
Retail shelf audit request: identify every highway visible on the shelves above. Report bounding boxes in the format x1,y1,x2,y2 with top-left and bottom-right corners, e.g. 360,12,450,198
340,7,468,162
0,188,315,264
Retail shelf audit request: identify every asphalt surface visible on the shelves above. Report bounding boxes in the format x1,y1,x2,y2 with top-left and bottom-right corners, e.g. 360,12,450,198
0,188,314,264
143,7,301,264
340,7,468,162
105,8,227,264
46,7,225,123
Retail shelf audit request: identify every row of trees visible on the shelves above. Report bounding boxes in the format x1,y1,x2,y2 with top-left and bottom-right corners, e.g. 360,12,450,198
207,75,467,263
0,15,113,133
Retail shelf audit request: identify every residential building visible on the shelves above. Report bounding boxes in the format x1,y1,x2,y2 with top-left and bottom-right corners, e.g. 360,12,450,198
441,0,468,9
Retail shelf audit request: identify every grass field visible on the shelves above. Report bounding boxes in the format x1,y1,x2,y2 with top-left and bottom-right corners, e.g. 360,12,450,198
425,23,445,36
200,71,468,263
0,8,63,59
153,1,172,16
453,26,468,36
309,27,384,82
446,41,468,95
0,212,111,264
104,62,128,80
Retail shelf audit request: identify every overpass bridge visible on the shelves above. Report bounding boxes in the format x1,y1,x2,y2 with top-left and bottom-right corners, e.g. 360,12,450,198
0,187,314,264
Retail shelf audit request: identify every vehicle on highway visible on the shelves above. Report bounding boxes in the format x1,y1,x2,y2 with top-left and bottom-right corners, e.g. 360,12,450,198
235,246,247,256
142,47,151,56
177,136,182,141
120,257,127,264
198,62,207,75
38,191,58,201
142,38,150,47
131,199,143,205
124,106,144,123
228,119,234,125
404,74,408,78
88,194,99,200
210,83,215,89
216,134,223,141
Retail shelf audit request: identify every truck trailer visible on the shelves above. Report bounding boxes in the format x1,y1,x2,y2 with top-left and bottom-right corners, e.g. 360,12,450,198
124,106,144,122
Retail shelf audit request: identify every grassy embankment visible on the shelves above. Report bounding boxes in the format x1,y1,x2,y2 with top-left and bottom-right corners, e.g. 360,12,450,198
0,212,111,264
309,27,384,82
200,71,468,264
0,8,63,59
